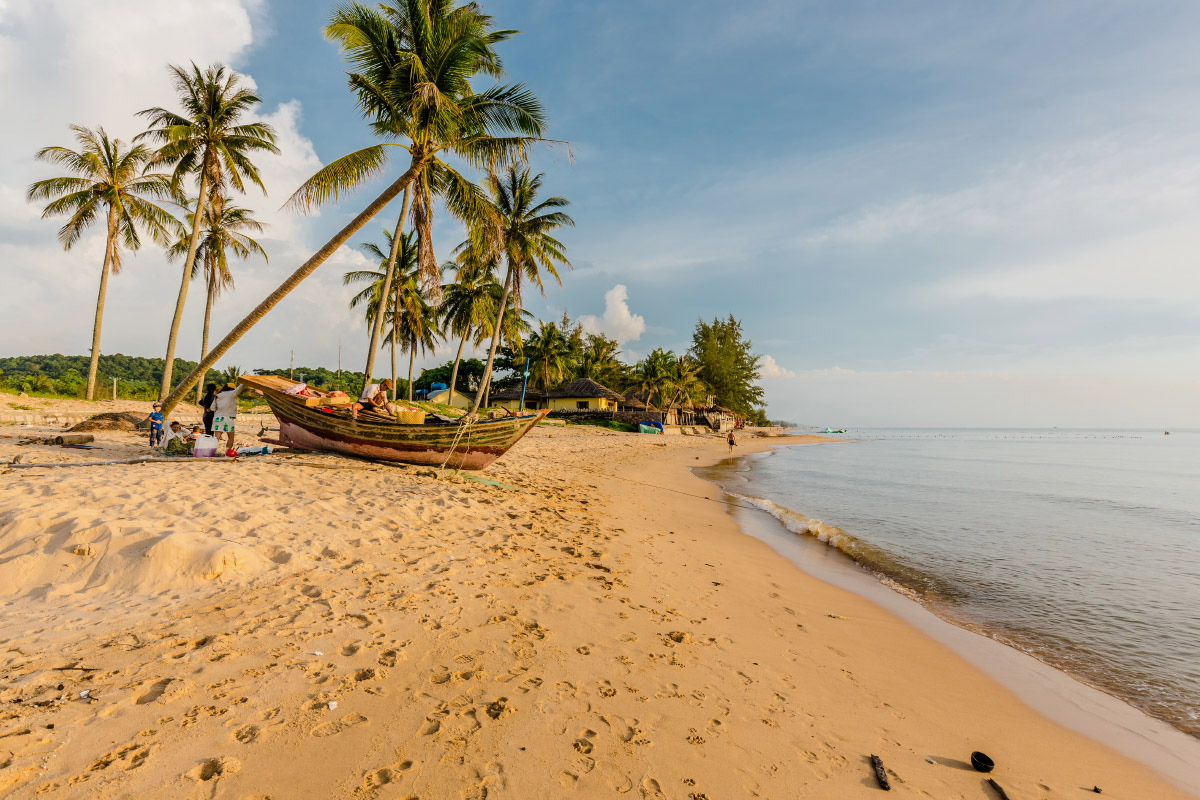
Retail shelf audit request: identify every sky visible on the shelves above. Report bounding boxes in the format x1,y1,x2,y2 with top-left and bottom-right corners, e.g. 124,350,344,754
1,0,1199,427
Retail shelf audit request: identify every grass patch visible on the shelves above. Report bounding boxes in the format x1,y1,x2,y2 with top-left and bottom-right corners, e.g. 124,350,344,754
11,404,33,411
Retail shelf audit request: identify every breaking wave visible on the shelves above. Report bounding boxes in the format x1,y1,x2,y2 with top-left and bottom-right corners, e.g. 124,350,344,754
728,492,954,601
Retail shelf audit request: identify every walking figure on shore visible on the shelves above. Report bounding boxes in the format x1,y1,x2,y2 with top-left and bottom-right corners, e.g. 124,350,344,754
728,429,737,454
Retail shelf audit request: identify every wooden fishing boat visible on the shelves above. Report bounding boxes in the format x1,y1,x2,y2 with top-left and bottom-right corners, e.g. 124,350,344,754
238,375,546,470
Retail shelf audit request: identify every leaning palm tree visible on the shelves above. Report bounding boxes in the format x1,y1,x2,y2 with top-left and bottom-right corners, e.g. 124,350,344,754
26,125,179,399
467,166,573,414
167,195,267,402
384,274,441,402
344,229,419,393
138,62,279,400
157,1,549,417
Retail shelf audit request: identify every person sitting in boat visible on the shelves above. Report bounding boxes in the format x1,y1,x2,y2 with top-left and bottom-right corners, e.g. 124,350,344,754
357,379,396,416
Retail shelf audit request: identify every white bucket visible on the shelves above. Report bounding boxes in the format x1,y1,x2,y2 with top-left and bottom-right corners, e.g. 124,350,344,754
192,434,219,457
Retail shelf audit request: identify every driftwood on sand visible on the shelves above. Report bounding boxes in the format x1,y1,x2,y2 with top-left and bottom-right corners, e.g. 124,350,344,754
987,778,1012,800
870,754,891,790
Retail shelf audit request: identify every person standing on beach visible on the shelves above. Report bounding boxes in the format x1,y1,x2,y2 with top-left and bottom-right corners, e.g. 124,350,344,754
200,383,218,436
728,429,737,454
148,402,164,447
212,381,244,451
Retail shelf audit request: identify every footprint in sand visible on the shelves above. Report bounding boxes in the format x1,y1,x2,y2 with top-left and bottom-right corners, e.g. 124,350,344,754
186,756,240,781
641,777,666,799
362,760,415,789
233,724,259,744
310,713,368,738
134,678,172,705
572,729,596,754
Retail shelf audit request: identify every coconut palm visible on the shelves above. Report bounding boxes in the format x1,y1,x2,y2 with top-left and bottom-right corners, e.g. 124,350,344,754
308,0,546,396
26,125,179,399
579,333,624,387
467,167,573,414
138,62,279,400
158,1,549,417
633,348,677,423
384,274,442,402
167,195,267,402
525,321,573,390
344,229,419,394
439,247,501,400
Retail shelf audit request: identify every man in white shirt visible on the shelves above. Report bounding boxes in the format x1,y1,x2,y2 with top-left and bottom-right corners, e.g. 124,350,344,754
358,378,395,416
212,382,245,450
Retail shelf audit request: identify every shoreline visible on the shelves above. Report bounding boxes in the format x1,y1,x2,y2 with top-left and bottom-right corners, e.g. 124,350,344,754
699,441,1200,796
0,421,1196,797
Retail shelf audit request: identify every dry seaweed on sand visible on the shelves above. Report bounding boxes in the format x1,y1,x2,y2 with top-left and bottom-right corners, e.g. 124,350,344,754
69,412,147,432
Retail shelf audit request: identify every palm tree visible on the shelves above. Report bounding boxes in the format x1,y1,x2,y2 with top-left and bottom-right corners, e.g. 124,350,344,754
439,247,502,402
312,0,546,397
157,1,549,417
138,62,279,401
26,125,179,399
467,167,573,414
384,273,442,402
579,333,624,387
525,321,572,390
167,195,267,403
634,348,677,423
344,229,419,394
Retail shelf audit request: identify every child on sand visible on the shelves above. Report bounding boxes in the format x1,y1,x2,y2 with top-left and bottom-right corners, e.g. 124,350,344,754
148,403,164,447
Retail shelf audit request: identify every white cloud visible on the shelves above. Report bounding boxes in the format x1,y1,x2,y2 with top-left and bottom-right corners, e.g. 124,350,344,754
0,0,383,374
760,355,795,379
579,283,646,345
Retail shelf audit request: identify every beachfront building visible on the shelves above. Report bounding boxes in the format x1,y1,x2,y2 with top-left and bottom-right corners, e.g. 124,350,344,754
425,387,475,409
546,378,623,411
619,389,658,414
489,386,546,411
490,377,623,412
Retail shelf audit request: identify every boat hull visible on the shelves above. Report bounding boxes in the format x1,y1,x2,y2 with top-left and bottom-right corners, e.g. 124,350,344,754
266,395,545,470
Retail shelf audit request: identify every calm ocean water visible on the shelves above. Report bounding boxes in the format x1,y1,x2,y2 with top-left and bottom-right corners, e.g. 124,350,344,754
701,429,1200,738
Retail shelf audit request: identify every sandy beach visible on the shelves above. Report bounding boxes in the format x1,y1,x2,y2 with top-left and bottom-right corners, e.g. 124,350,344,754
0,407,1195,798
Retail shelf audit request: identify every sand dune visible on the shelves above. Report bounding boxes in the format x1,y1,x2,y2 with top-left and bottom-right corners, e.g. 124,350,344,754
0,420,1194,798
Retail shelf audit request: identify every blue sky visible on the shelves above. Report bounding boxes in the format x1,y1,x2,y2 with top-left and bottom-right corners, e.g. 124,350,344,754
2,1,1199,425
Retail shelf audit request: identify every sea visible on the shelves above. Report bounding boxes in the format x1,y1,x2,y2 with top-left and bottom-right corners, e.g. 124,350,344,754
698,429,1200,739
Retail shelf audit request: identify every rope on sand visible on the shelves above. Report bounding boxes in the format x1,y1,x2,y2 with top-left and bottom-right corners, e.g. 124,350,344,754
5,455,243,470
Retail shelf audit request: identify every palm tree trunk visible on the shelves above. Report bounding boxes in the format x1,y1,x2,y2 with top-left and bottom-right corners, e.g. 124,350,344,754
195,273,215,405
447,328,468,408
390,321,397,402
407,345,415,403
160,158,426,417
362,184,412,394
468,266,513,415
159,170,210,400
85,206,119,401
